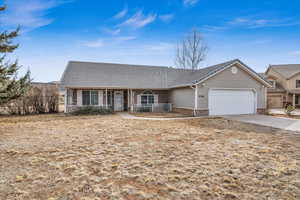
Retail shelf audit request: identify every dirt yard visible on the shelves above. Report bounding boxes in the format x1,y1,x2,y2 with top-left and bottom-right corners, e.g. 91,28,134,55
0,114,299,200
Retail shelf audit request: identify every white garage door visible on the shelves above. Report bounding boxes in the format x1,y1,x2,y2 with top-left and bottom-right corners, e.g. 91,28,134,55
209,89,256,115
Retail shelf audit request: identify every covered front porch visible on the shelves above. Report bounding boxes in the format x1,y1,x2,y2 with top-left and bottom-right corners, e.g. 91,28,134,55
288,91,300,108
64,88,172,113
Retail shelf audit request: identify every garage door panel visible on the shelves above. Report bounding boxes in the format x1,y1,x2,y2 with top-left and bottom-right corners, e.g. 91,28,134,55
209,90,255,115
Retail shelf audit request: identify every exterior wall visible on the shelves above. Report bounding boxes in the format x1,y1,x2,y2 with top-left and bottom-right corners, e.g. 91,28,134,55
287,74,300,90
169,87,194,109
266,69,287,89
133,90,169,104
267,92,285,108
65,88,169,112
65,88,107,112
257,108,266,114
196,63,267,110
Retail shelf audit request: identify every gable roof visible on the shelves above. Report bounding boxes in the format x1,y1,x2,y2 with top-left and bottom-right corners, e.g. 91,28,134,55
60,59,270,89
267,64,300,79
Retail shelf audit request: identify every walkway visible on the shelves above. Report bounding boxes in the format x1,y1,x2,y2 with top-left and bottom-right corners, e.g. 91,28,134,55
224,114,300,133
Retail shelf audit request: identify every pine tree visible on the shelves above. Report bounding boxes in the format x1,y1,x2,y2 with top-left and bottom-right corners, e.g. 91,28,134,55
0,6,31,105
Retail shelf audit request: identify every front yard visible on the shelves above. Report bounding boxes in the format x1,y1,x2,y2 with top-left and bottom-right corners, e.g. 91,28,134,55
0,114,299,199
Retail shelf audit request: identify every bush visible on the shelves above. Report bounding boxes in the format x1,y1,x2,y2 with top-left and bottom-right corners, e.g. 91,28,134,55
5,84,59,115
285,105,295,116
71,106,113,115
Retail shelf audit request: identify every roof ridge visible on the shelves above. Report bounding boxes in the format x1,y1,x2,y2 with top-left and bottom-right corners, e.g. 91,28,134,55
69,60,172,69
68,59,240,72
270,64,300,67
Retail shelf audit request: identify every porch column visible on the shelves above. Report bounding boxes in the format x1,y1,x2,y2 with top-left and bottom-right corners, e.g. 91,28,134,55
194,85,198,116
110,91,113,107
293,93,296,107
130,89,133,112
64,89,68,113
105,88,108,108
127,89,130,111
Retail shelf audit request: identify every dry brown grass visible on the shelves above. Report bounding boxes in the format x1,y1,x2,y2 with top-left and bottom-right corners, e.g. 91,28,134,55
131,112,192,118
0,114,299,200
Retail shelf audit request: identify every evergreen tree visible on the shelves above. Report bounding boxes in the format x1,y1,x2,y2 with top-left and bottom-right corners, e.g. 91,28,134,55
0,6,31,105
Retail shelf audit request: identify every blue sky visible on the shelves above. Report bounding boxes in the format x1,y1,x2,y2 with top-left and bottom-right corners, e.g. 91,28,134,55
1,0,300,82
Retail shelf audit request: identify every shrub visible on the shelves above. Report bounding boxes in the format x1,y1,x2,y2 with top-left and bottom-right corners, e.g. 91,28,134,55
71,106,113,115
5,84,59,115
285,105,295,116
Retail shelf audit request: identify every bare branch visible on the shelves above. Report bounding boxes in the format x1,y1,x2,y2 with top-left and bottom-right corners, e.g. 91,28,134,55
175,28,208,70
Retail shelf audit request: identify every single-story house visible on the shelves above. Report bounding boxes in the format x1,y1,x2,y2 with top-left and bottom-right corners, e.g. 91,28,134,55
60,59,271,116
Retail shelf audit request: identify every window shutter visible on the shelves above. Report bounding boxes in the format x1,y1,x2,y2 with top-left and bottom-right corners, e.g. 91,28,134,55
98,90,103,106
137,95,141,105
154,94,158,104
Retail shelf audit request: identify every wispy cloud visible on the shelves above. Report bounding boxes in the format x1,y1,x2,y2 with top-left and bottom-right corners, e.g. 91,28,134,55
113,6,128,19
115,36,136,42
201,25,227,32
83,39,104,48
144,42,174,52
0,0,68,31
102,27,121,35
183,0,199,7
119,10,157,28
228,17,300,28
289,51,300,56
202,16,300,32
83,36,136,48
159,14,174,23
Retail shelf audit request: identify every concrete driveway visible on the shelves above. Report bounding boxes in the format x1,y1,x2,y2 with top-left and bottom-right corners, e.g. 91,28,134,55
224,114,300,133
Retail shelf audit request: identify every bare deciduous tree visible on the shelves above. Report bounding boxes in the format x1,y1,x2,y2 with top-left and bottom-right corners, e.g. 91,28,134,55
175,29,208,70
4,84,59,115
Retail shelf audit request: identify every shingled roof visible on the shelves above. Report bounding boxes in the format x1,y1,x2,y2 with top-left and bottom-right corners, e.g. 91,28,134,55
268,64,300,79
60,59,269,89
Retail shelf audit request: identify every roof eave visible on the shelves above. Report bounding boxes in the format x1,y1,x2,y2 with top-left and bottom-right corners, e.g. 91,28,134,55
194,60,273,88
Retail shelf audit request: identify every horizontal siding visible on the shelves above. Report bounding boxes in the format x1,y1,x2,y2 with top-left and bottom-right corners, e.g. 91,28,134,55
133,90,169,104
169,87,194,109
197,63,266,109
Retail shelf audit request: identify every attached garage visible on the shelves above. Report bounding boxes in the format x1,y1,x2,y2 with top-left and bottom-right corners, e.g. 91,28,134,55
208,89,256,115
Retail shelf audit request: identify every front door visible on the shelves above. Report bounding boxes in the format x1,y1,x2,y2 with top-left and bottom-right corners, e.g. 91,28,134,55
114,91,124,111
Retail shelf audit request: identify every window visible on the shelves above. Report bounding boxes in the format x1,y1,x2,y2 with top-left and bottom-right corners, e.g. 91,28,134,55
67,89,77,105
269,80,276,88
82,90,98,105
296,80,300,88
91,91,99,105
141,90,155,105
82,91,90,105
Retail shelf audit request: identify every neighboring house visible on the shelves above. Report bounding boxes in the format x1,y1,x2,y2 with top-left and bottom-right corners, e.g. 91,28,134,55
264,64,300,108
60,59,271,116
